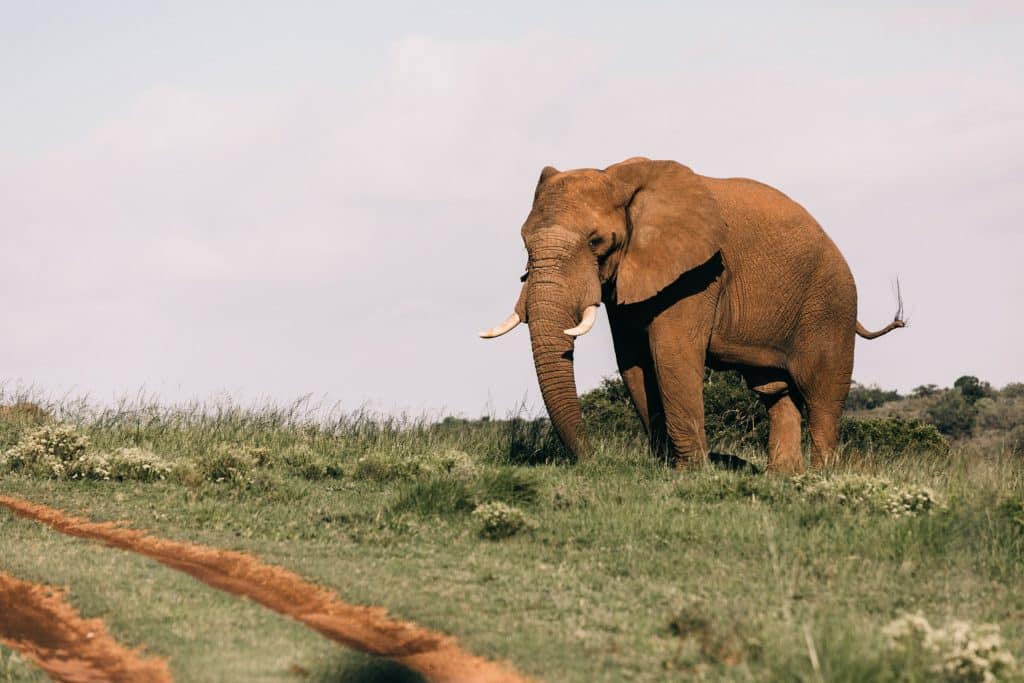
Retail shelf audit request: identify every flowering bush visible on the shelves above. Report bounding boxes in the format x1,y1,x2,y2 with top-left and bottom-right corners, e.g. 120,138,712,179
104,447,172,482
884,484,943,518
1,424,90,477
795,474,944,518
884,612,1017,682
472,501,536,540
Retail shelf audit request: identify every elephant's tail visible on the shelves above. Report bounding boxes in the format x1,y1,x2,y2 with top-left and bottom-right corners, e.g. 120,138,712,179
856,278,907,340
856,319,905,340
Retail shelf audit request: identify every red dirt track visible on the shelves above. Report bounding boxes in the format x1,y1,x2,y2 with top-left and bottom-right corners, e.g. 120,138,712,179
0,570,172,682
0,495,532,683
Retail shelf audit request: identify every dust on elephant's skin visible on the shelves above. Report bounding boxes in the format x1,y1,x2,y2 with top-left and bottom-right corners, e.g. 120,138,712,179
481,157,904,474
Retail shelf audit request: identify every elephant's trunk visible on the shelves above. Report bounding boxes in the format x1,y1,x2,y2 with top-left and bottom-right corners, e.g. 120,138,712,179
526,263,588,458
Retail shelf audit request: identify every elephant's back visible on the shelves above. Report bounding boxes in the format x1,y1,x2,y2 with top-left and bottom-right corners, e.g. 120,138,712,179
700,176,857,361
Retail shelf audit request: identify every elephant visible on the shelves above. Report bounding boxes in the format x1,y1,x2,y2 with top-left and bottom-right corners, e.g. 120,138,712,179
480,157,904,473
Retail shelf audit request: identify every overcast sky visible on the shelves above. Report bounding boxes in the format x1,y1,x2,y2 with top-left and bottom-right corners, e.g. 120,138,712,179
2,2,1022,416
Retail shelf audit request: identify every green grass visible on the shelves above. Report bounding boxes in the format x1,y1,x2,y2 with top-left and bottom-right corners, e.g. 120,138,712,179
1,397,1023,681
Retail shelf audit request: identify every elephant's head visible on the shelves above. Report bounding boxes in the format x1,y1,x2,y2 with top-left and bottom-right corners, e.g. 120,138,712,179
480,157,727,457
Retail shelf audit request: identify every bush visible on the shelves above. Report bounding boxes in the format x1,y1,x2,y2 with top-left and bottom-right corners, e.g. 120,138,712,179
104,447,172,482
883,613,1016,682
1000,383,1024,399
494,417,570,465
976,397,1024,432
278,444,344,480
846,382,902,411
472,502,536,539
1,424,90,477
579,370,770,449
839,418,949,455
391,476,475,516
925,391,977,439
702,370,768,448
580,377,643,438
194,444,268,484
796,474,943,518
0,425,172,482
351,449,477,482
476,468,540,506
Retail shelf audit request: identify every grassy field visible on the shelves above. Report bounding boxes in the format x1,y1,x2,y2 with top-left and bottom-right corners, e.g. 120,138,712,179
1,397,1022,682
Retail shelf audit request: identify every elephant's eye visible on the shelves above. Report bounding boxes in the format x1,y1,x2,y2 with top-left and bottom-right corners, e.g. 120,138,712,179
589,235,602,250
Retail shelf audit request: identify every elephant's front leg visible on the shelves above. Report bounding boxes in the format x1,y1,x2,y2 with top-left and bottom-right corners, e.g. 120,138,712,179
608,313,670,459
648,306,712,468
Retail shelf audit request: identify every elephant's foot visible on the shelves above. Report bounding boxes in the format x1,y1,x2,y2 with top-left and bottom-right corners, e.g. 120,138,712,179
672,450,709,471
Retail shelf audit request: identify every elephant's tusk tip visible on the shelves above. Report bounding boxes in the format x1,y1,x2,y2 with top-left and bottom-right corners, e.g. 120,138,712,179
563,305,599,337
479,312,522,339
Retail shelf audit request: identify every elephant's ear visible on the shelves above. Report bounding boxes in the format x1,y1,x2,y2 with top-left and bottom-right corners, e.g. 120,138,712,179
534,165,560,200
607,159,726,305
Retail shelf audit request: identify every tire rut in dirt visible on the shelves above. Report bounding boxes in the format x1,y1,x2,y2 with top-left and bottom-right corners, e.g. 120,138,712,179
0,570,172,683
0,495,533,683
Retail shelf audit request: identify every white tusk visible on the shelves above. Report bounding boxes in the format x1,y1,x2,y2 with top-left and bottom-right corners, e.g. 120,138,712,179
479,312,521,339
564,305,598,337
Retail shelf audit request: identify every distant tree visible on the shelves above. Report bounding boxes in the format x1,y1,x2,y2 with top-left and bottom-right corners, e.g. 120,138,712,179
925,390,977,439
845,382,902,411
954,375,995,405
912,384,940,398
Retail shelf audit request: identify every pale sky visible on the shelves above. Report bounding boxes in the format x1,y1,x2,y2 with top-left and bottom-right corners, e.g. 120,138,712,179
2,2,1022,416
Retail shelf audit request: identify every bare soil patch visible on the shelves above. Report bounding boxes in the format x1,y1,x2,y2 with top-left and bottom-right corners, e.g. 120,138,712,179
0,570,171,683
0,495,532,683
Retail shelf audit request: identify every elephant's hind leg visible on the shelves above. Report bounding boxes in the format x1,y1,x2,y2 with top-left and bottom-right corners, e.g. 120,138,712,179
806,406,841,468
765,394,804,474
749,375,804,474
789,354,851,468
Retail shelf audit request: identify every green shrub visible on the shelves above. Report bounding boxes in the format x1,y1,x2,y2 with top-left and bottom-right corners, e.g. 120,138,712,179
675,471,790,503
350,451,422,481
472,501,536,539
494,417,570,465
390,476,475,516
702,370,768,448
351,449,476,482
925,391,977,439
580,377,643,438
846,382,902,411
579,370,769,449
279,444,344,480
839,418,949,455
476,468,540,506
194,444,268,484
